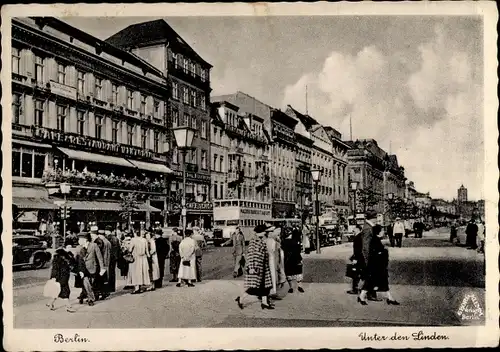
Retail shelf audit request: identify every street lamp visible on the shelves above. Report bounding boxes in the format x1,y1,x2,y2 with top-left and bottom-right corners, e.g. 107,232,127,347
350,180,359,217
60,182,71,245
311,169,322,254
172,126,196,238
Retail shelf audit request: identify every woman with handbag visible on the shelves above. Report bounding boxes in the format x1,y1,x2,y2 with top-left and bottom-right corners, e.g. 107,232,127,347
145,231,160,291
283,227,305,294
176,229,196,287
129,230,151,294
46,247,76,312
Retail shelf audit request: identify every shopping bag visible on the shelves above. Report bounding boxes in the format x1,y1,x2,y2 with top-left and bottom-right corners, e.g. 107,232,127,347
43,278,61,298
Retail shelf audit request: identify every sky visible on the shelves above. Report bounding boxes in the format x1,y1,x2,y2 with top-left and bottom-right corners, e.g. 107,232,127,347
62,16,484,201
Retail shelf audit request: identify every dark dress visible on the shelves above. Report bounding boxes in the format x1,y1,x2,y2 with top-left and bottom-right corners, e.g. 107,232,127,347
169,240,181,277
363,234,390,292
282,237,303,279
50,249,74,299
155,236,170,280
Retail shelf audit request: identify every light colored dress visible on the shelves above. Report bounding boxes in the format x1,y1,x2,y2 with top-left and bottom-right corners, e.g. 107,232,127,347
149,238,160,282
129,236,151,286
266,237,277,294
178,237,196,280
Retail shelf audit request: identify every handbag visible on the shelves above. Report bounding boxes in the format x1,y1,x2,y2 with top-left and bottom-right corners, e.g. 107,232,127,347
345,263,357,279
43,278,61,298
182,260,191,267
123,253,134,263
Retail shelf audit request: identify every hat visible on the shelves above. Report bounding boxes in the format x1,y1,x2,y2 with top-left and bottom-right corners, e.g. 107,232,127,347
395,217,401,221
105,225,113,231
90,226,98,232
98,229,105,234
254,223,275,234
77,232,91,242
365,209,377,220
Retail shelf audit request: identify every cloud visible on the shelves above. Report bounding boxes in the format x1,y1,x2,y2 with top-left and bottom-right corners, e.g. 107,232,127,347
282,25,483,200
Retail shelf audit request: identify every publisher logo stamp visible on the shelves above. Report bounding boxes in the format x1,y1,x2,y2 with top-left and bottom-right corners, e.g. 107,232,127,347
457,293,484,321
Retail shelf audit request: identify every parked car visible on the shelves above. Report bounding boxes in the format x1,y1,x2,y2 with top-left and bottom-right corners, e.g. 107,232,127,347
13,235,52,269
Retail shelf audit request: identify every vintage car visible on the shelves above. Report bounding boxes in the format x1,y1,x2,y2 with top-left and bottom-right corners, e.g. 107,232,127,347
13,235,52,269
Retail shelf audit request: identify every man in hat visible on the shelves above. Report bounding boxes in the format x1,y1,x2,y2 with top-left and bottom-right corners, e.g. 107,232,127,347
393,217,405,248
222,226,246,278
106,225,121,293
76,233,104,306
154,229,169,288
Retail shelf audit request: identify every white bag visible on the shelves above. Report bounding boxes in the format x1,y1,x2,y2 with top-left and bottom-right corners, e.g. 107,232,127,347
43,278,61,298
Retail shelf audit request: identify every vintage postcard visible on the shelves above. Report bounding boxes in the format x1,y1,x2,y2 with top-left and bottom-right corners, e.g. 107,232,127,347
2,2,499,351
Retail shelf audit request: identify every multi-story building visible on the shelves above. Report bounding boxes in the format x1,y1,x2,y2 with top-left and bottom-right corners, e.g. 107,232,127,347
458,185,468,203
210,99,270,202
432,198,456,217
294,118,313,219
346,139,406,214
106,19,213,228
405,180,417,204
11,17,172,233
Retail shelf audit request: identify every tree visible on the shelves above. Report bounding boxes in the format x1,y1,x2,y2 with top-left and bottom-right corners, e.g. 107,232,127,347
356,188,379,213
120,192,139,230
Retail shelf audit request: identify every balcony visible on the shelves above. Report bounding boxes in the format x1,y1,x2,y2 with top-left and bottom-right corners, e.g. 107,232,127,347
41,168,167,195
225,124,267,146
167,61,210,91
255,155,269,164
228,147,244,156
228,170,244,188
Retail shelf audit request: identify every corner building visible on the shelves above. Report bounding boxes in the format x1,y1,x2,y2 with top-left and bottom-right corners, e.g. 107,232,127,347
106,20,213,228
11,17,171,233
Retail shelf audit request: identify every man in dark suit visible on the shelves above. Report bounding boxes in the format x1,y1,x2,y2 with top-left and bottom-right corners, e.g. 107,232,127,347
465,219,478,249
154,229,169,288
90,227,111,299
106,226,121,293
77,233,105,306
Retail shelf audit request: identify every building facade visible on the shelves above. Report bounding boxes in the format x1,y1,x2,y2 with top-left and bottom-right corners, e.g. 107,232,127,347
106,19,213,228
11,17,172,233
294,120,313,219
457,185,468,203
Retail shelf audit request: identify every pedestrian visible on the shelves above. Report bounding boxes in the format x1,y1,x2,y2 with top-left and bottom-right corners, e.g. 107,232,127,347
465,219,478,250
46,247,76,312
106,226,121,293
120,232,134,289
76,233,104,306
358,223,400,306
235,223,275,310
266,226,280,300
96,228,112,299
347,225,363,295
129,230,151,294
169,228,182,282
476,219,485,253
154,229,169,288
393,218,405,248
282,226,305,294
176,229,196,287
302,222,312,254
387,222,394,247
145,231,160,291
222,226,246,278
450,221,458,243
193,230,205,283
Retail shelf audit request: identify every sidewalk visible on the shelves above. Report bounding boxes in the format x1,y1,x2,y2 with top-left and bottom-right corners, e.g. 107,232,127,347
13,279,484,329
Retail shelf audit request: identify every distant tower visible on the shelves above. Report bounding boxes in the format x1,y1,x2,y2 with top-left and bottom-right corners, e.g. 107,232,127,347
458,185,468,203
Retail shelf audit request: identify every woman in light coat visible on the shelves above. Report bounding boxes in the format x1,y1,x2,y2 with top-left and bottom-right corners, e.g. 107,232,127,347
176,229,196,287
129,231,151,294
145,232,160,290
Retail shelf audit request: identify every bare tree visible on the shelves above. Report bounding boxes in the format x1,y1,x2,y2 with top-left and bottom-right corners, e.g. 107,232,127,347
120,192,139,230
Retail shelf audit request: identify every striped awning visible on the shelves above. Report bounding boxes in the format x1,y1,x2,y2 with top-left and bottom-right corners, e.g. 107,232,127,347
126,159,173,174
13,197,58,210
57,147,135,168
66,200,161,212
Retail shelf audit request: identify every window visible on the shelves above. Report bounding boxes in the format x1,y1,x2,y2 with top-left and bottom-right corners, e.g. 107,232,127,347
56,105,67,132
190,62,196,76
201,68,206,82
77,110,86,135
154,99,160,117
112,120,119,143
172,53,178,69
172,109,179,127
183,87,189,104
111,83,118,104
183,113,189,128
57,63,66,84
12,48,20,74
127,90,133,110
183,58,189,74
191,149,197,164
34,100,44,126
127,124,134,145
201,95,206,110
12,147,46,179
214,182,218,199
12,93,21,124
94,77,103,100
77,71,85,94
191,90,197,107
213,154,218,172
219,156,224,173
201,150,207,169
95,115,103,139
34,56,44,83
172,147,178,164
201,121,207,139
191,115,197,130
172,82,179,100
141,127,148,149
154,131,159,153
140,95,146,115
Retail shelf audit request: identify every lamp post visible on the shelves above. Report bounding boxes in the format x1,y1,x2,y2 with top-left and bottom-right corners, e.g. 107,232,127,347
172,126,196,238
60,182,71,245
311,169,322,254
350,180,359,217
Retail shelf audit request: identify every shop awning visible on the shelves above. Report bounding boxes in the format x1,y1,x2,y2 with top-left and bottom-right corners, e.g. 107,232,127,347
57,147,135,168
12,139,52,149
13,197,58,210
66,200,161,212
127,159,173,174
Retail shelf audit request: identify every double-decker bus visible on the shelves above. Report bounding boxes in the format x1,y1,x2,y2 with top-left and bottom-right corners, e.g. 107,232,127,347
212,199,272,246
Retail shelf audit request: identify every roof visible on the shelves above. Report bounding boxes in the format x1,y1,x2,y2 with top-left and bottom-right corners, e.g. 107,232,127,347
286,105,318,130
105,19,212,68
33,18,165,78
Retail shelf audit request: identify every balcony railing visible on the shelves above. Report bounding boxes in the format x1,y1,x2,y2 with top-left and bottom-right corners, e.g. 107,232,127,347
225,124,267,145
41,168,166,194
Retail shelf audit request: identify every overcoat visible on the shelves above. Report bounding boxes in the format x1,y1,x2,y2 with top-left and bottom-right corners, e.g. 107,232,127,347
244,236,272,295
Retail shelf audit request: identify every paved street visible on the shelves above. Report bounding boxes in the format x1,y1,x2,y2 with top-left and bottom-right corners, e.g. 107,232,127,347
11,227,485,328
